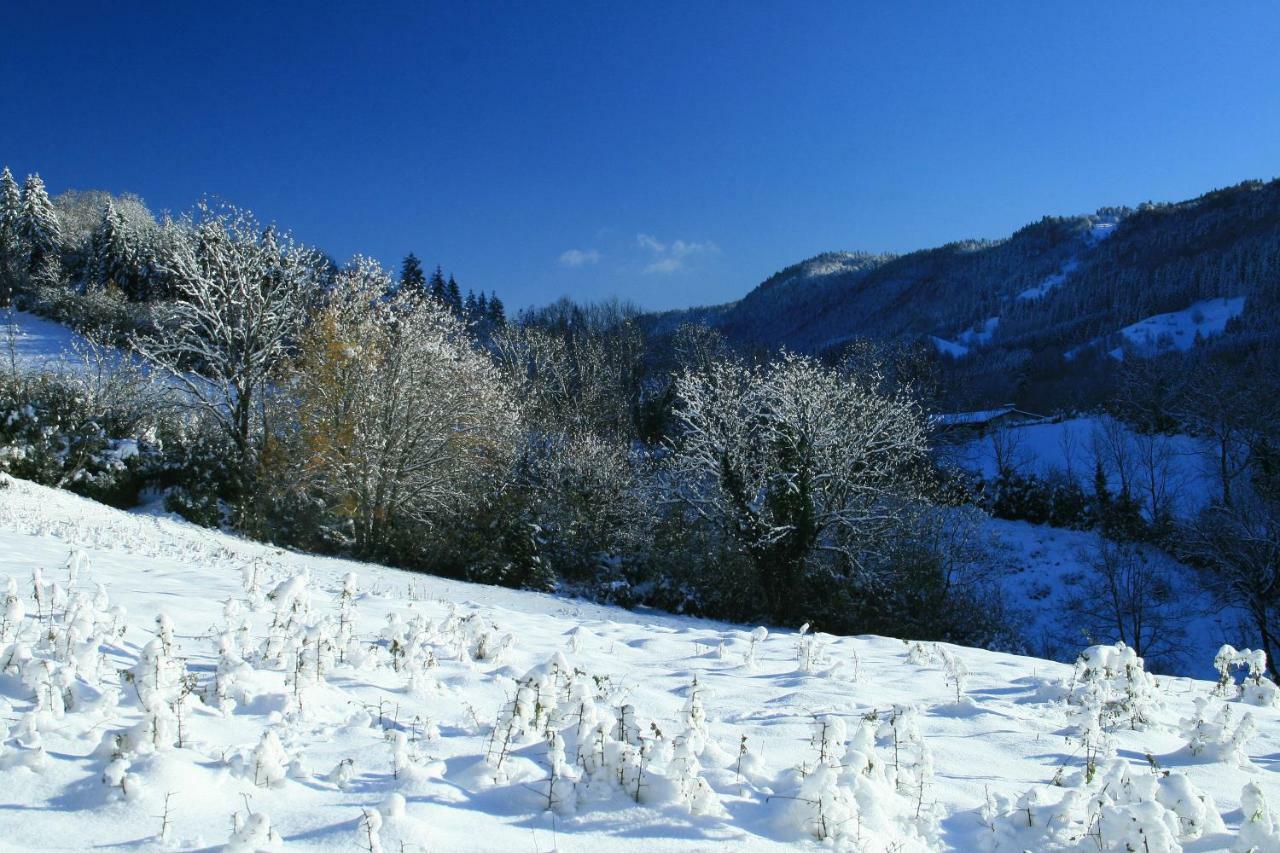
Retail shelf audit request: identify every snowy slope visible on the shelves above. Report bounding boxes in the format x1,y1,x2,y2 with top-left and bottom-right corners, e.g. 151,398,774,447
1,476,1279,851
930,317,999,359
1115,297,1246,357
1,309,93,373
942,415,1220,517
1066,298,1246,361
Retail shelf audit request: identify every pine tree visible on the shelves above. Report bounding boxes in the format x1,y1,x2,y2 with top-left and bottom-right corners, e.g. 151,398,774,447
464,289,477,316
19,174,62,288
400,253,426,296
428,265,447,303
0,168,24,306
89,200,139,296
488,292,506,325
445,274,462,315
476,292,489,317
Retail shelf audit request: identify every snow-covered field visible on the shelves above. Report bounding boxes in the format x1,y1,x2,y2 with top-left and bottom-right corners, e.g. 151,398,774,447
943,415,1220,517
1,308,92,373
2,476,1279,851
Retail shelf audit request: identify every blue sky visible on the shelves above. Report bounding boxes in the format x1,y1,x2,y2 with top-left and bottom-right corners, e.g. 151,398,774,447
2,3,1278,310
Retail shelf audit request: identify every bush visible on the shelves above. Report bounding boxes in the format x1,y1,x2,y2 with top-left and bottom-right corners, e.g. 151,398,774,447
0,369,158,507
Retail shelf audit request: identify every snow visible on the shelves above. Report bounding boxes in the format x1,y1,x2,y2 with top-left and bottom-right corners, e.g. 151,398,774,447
0,309,92,374
1115,297,1246,356
1018,258,1079,301
941,415,1220,517
984,517,1230,676
930,317,999,358
932,406,1018,427
0,475,1278,851
930,335,970,358
1067,298,1246,361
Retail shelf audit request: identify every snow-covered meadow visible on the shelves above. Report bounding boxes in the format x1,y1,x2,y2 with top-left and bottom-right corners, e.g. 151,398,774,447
1,476,1279,851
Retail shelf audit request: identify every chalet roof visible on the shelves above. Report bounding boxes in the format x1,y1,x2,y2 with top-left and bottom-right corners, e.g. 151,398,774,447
930,405,1046,427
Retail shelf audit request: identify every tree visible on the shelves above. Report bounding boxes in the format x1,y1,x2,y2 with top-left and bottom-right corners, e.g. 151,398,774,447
1183,492,1280,680
666,352,931,623
445,274,462,314
0,168,24,306
1064,540,1190,667
19,173,62,288
133,203,318,512
488,292,506,325
428,265,446,303
285,256,518,558
88,200,141,297
399,253,425,296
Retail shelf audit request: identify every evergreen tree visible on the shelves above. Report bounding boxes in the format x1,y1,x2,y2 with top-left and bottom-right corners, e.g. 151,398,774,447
19,173,62,288
428,265,447,303
89,200,140,296
476,292,489,316
0,168,23,306
487,292,506,325
445,274,462,314
464,289,477,316
399,252,426,295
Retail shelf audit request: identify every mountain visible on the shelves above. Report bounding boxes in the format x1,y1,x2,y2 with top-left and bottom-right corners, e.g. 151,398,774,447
649,178,1280,410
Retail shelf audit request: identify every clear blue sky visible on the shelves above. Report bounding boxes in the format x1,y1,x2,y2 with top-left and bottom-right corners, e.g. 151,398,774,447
2,3,1278,311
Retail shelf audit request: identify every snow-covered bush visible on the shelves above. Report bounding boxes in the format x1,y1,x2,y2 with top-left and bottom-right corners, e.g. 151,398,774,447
1180,697,1256,764
1068,642,1161,730
983,759,1224,851
1214,645,1280,706
1236,782,1280,852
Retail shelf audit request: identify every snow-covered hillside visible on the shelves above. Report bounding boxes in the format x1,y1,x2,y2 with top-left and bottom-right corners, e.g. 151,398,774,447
1,476,1279,851
943,415,1220,518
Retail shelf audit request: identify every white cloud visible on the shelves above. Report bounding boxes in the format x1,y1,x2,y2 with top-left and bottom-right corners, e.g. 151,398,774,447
637,233,719,274
671,239,718,258
558,248,600,267
644,257,684,275
636,233,666,254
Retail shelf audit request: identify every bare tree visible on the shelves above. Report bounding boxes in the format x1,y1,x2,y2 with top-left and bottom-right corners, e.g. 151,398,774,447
666,352,931,622
132,204,317,508
1064,540,1190,667
1176,360,1256,508
988,424,1029,479
1090,416,1137,498
1182,491,1280,679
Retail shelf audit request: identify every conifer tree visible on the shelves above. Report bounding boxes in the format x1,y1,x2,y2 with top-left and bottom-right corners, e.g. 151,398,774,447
476,292,489,317
428,265,447,303
0,168,23,306
400,252,426,295
19,173,62,288
488,292,506,325
89,200,140,296
446,274,462,314
464,289,477,316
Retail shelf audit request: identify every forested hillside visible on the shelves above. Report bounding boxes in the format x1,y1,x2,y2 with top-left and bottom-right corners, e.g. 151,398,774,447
650,179,1280,412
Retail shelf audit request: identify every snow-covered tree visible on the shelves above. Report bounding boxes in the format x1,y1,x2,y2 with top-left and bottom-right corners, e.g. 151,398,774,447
19,173,62,288
285,256,518,556
666,352,931,622
86,200,142,297
133,203,319,510
0,168,24,305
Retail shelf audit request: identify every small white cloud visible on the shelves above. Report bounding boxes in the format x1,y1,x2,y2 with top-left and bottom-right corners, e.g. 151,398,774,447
636,233,666,254
671,239,718,258
559,248,600,267
645,257,684,275
637,233,719,273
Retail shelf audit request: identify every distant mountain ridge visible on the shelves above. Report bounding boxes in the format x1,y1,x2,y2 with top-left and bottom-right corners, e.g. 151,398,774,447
647,178,1280,410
